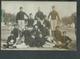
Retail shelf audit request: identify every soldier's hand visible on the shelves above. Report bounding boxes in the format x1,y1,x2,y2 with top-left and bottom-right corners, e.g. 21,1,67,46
32,35,35,39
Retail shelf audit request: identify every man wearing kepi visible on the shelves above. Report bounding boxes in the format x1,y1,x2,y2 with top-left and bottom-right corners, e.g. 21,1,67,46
16,7,29,31
48,6,60,39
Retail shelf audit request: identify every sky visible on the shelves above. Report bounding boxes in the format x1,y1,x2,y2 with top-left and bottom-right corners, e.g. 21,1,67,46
1,1,77,18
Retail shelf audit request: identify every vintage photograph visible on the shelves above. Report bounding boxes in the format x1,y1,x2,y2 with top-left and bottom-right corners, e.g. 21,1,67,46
1,1,77,51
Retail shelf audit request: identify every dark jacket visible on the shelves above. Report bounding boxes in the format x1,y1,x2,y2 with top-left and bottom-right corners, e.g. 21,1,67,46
16,11,28,22
21,29,32,45
61,36,72,43
43,19,51,29
27,18,34,27
35,11,45,20
11,28,20,38
21,30,32,38
31,27,44,47
48,10,60,20
54,30,62,41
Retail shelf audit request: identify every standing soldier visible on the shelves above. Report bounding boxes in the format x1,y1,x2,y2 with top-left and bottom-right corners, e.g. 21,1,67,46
35,7,45,20
16,7,28,31
48,6,60,40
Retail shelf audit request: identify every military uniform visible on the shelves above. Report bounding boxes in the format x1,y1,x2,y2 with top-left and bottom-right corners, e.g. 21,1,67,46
35,11,45,20
31,27,42,47
16,11,28,30
43,19,51,29
11,28,20,38
48,10,60,40
48,10,60,30
27,18,34,27
21,29,32,46
6,27,20,48
54,29,62,47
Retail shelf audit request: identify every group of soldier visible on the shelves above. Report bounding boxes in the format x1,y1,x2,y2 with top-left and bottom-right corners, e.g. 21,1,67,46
4,6,72,49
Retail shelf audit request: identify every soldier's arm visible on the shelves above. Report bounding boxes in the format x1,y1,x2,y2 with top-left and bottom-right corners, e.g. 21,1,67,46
19,30,24,38
16,13,19,24
35,12,41,20
56,11,60,21
11,28,14,34
48,12,51,19
67,37,72,42
34,13,37,19
24,12,29,18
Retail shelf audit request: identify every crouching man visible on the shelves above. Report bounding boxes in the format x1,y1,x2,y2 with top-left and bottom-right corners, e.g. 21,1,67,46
5,33,16,48
4,24,20,48
20,25,33,47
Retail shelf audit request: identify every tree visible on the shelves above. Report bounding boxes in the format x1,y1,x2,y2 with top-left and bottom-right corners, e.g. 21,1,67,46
62,12,76,26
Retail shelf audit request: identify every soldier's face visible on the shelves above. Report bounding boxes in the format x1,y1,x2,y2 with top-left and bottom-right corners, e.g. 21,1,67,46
52,7,54,10
20,8,23,11
38,9,40,12
56,27,59,30
38,7,40,12
29,14,32,18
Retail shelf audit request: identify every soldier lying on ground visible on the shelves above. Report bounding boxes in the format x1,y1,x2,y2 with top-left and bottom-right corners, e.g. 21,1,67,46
3,33,16,48
54,26,72,49
60,31,72,49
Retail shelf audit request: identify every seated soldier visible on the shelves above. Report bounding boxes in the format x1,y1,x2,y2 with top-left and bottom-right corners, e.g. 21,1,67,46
21,25,33,46
40,27,50,47
43,15,51,29
11,24,22,45
32,18,50,47
60,31,72,49
43,15,51,43
54,26,62,48
11,24,21,39
3,33,16,48
54,27,72,49
36,18,51,47
31,25,42,47
3,24,20,48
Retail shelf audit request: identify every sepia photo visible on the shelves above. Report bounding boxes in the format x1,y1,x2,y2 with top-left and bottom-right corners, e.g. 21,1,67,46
1,1,77,51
